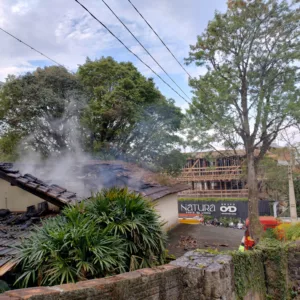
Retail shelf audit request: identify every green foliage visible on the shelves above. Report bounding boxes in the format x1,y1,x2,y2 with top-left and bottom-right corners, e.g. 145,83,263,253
15,188,166,288
0,132,21,161
256,239,288,299
185,0,300,241
0,67,86,157
185,0,300,152
284,223,300,241
0,280,10,293
79,57,185,174
219,217,239,227
178,197,248,202
257,156,289,201
15,203,126,287
0,58,185,174
86,188,167,271
231,250,266,300
263,228,277,240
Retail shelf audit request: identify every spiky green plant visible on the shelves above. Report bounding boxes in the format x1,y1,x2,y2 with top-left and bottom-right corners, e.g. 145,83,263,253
86,187,167,271
15,203,126,288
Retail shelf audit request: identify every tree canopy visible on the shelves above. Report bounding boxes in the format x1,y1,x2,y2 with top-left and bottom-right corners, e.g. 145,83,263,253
0,67,86,157
185,0,300,239
0,57,185,174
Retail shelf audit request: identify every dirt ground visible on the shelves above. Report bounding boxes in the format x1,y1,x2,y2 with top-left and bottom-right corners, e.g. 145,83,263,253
167,224,244,258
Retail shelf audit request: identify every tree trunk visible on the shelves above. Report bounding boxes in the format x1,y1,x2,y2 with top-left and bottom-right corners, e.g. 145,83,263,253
247,151,263,242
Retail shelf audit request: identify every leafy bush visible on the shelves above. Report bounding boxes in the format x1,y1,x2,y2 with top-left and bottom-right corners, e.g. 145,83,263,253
285,223,300,241
15,188,166,287
219,217,239,227
15,204,126,287
274,223,291,240
86,188,167,271
273,222,300,241
262,228,277,240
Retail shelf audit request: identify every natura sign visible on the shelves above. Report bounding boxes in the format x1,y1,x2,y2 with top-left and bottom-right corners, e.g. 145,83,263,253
178,200,270,220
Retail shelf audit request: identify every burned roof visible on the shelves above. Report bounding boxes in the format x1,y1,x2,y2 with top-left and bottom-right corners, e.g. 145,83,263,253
0,161,189,207
0,163,82,208
0,203,57,276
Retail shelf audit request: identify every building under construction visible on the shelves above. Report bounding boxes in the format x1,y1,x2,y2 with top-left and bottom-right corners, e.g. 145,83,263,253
177,150,248,198
177,146,292,199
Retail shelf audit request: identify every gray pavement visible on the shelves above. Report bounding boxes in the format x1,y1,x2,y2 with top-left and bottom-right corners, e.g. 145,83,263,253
167,224,244,258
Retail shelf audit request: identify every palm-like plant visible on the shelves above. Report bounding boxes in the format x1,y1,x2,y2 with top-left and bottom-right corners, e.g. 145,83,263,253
15,188,166,287
86,188,167,270
15,203,126,287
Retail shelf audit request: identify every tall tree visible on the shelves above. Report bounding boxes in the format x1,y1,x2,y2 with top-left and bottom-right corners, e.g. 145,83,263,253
79,57,185,172
79,57,162,150
0,67,86,158
185,0,300,240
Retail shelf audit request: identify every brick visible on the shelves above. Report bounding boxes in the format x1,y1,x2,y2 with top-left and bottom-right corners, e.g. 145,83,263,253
5,287,59,299
0,296,20,300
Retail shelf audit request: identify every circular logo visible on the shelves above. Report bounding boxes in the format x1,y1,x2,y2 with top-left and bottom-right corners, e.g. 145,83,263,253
220,206,237,213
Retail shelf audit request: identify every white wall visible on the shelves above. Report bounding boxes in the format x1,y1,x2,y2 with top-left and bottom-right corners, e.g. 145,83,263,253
0,179,58,212
154,194,178,231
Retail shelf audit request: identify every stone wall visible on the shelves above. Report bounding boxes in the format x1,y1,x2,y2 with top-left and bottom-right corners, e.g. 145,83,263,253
0,252,235,300
1,244,300,300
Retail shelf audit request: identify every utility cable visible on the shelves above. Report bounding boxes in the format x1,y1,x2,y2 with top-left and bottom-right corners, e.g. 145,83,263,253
128,0,192,78
102,0,191,101
74,0,191,104
0,27,66,68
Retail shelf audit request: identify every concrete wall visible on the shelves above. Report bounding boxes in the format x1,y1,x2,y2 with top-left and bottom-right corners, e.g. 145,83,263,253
154,194,178,231
0,179,57,212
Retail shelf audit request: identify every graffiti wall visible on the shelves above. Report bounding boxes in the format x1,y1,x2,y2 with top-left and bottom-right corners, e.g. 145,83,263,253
178,200,270,220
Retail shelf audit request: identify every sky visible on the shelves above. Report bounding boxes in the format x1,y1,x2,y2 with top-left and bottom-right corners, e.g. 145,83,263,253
0,0,228,111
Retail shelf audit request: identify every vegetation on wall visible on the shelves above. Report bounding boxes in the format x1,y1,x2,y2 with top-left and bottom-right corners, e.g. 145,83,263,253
256,239,288,299
15,188,166,288
231,239,289,300
231,250,266,299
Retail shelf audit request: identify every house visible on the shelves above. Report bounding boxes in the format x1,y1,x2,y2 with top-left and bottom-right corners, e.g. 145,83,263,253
0,161,189,276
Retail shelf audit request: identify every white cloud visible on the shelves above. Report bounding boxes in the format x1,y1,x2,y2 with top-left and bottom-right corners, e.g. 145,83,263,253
0,0,227,103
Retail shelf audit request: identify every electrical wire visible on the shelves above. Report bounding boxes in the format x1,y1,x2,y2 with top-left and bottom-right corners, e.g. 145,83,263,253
127,0,192,79
74,0,192,104
0,27,66,68
101,0,191,101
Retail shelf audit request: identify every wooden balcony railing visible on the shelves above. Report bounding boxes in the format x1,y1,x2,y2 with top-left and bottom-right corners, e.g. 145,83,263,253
177,165,243,181
178,189,249,198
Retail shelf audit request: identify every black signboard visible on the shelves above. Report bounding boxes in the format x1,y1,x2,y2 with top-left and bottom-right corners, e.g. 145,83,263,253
178,200,270,220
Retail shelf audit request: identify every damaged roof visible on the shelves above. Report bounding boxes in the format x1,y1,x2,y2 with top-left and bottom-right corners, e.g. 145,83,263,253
0,161,189,207
0,163,82,208
0,203,57,276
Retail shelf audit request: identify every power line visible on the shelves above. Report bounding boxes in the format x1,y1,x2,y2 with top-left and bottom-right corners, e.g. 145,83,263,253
74,0,191,104
101,0,191,101
128,0,192,79
0,27,66,69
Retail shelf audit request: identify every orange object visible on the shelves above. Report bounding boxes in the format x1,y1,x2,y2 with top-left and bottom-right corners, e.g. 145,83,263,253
245,216,281,231
244,233,255,250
